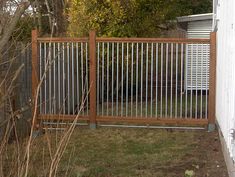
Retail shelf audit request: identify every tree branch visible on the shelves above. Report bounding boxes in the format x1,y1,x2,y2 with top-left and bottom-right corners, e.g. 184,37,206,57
0,1,30,54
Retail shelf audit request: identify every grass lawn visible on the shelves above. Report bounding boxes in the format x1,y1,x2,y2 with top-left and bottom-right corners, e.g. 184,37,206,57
29,127,228,177
95,94,208,118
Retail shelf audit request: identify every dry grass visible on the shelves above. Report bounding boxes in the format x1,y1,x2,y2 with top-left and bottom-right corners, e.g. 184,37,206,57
26,127,228,177
97,95,208,118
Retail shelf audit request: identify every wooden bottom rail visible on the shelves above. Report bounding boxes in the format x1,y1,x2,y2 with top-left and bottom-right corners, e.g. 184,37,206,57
96,116,208,126
38,114,208,126
38,114,89,121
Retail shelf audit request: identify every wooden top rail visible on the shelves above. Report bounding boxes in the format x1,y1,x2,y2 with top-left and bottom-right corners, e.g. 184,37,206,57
96,37,210,43
37,37,88,42
37,37,210,44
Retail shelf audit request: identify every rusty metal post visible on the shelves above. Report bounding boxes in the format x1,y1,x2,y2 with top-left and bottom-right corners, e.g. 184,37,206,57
89,31,97,129
208,32,216,132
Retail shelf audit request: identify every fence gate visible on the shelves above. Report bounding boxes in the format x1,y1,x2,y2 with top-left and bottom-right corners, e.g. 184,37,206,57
31,30,216,129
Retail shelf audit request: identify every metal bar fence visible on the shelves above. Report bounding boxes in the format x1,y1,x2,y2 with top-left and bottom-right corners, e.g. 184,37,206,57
33,31,215,127
96,40,210,120
38,41,89,116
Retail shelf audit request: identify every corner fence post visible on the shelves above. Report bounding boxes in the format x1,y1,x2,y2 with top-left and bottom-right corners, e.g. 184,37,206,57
208,32,216,132
32,29,39,128
89,31,97,129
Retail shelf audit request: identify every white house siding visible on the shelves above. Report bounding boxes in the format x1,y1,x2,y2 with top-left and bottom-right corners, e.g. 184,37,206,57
187,20,212,38
215,0,235,161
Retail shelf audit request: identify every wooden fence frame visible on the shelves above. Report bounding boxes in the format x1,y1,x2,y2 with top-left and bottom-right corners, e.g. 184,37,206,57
31,30,216,129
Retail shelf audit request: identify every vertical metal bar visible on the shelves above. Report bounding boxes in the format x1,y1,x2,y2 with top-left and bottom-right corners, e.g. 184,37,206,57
48,43,52,127
106,42,110,115
39,42,42,114
165,43,168,117
200,44,203,118
136,43,139,116
44,43,47,114
102,42,104,115
160,43,163,117
53,43,56,113
170,43,173,117
126,43,129,116
205,44,208,119
121,43,124,116
145,43,148,117
67,43,70,114
85,42,88,115
49,43,52,114
72,43,75,115
195,44,198,118
97,42,100,115
112,42,114,116
76,42,79,113
180,44,183,118
175,44,178,118
116,43,119,116
190,44,193,118
57,43,61,114
155,43,159,117
81,42,84,115
185,44,188,118
62,43,65,114
140,43,143,116
131,43,134,117
150,43,153,117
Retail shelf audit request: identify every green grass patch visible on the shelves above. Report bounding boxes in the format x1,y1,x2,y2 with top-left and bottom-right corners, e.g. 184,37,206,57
27,128,218,177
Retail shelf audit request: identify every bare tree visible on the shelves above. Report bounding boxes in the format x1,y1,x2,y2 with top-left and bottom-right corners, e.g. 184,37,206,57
0,0,30,139
0,1,30,53
0,1,81,176
35,0,67,36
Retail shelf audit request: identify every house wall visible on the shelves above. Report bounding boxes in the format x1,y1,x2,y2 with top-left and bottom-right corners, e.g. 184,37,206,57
187,20,212,39
215,0,235,165
185,20,212,90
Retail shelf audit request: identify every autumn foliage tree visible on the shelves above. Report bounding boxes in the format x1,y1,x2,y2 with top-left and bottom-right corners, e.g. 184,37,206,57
67,0,212,37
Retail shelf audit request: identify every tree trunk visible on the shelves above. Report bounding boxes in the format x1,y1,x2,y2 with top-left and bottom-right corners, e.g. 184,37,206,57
0,1,30,139
0,2,30,57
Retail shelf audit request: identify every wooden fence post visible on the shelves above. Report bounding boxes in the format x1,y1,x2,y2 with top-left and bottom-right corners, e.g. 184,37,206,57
208,32,216,131
32,29,39,128
89,31,97,129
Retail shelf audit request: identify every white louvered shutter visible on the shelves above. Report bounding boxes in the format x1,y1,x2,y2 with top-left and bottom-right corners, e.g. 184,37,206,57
186,20,212,90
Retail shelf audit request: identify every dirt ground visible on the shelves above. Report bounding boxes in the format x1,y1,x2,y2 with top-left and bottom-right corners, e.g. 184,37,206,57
31,127,228,177
168,129,228,177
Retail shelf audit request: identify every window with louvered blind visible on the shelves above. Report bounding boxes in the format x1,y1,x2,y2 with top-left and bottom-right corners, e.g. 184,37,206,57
185,20,212,90
185,44,210,90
